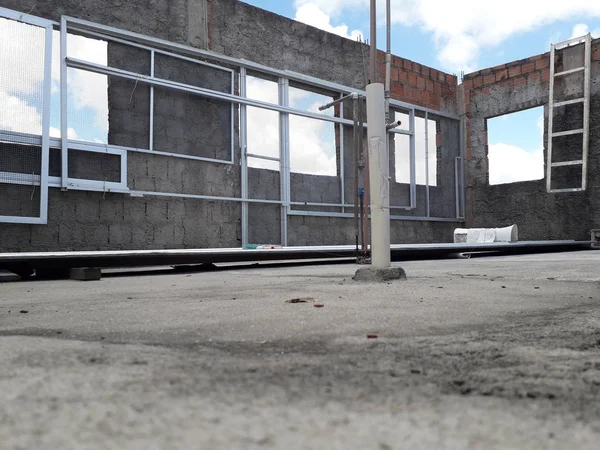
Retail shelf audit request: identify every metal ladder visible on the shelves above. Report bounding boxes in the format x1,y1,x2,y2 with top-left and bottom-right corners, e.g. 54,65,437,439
546,34,592,193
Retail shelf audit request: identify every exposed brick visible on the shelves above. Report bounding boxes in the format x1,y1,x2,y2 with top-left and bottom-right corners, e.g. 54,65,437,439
430,69,439,80
541,68,551,83
510,76,527,88
535,58,550,70
508,65,521,77
421,66,430,77
413,62,422,73
473,76,483,89
392,55,404,67
492,63,507,72
529,71,539,83
434,82,442,96
422,90,431,104
426,78,434,91
445,74,455,84
495,69,508,82
391,66,399,81
482,87,491,95
408,72,417,86
429,94,440,110
391,83,404,97
593,44,600,60
521,62,535,74
462,79,473,90
403,59,412,70
417,76,426,89
438,71,446,82
398,70,408,83
483,74,495,85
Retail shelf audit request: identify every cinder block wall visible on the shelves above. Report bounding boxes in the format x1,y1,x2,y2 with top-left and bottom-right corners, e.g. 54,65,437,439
0,0,461,251
462,38,600,240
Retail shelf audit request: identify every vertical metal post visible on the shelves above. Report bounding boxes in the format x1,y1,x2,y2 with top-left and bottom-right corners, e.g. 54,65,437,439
353,95,360,253
240,67,248,247
339,97,345,213
40,25,53,223
582,34,591,191
409,109,416,209
546,44,556,193
455,157,461,219
149,50,155,151
279,78,290,247
60,16,68,189
384,0,391,122
425,112,430,217
369,0,377,84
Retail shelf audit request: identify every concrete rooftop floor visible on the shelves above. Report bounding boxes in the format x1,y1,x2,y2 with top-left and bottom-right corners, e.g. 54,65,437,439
1,251,600,449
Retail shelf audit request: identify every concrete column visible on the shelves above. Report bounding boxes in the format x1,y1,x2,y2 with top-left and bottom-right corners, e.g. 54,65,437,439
366,83,391,268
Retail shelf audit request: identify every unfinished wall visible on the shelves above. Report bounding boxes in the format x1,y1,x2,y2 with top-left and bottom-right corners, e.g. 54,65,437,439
0,0,462,252
462,38,600,240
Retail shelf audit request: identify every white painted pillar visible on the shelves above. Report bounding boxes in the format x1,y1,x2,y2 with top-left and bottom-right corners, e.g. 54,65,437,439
366,83,391,268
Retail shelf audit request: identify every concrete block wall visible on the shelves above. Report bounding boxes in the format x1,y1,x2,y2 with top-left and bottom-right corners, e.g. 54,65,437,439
0,0,463,251
462,37,600,240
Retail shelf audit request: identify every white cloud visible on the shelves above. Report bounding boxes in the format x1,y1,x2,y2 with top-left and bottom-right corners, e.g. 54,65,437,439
295,0,600,73
570,23,600,39
245,76,337,176
1,19,107,141
488,143,544,185
294,3,363,40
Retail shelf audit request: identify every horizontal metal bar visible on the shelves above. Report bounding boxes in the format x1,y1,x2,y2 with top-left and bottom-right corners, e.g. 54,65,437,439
0,171,41,186
551,160,583,167
554,35,588,49
549,188,584,193
129,190,283,205
246,153,280,162
552,129,584,137
67,57,356,127
63,16,460,121
69,26,235,75
554,67,585,77
0,215,46,225
553,98,585,108
287,209,460,222
0,6,54,27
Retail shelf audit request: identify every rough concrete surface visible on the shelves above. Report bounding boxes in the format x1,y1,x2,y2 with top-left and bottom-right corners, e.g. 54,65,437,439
1,251,600,449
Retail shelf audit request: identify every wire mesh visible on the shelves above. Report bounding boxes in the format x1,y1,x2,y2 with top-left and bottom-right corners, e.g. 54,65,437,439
0,17,46,218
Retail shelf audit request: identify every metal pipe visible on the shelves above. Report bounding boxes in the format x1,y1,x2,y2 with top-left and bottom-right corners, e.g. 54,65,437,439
369,0,377,84
385,0,391,122
366,83,390,268
425,111,430,217
318,93,356,111
353,95,360,253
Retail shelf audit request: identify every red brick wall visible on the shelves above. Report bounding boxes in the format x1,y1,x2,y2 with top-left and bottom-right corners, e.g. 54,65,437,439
376,50,458,112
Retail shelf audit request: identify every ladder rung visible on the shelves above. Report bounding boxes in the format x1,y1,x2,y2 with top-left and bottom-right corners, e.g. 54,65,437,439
554,35,588,49
554,67,585,77
552,129,584,137
553,98,585,107
549,188,585,193
551,160,583,167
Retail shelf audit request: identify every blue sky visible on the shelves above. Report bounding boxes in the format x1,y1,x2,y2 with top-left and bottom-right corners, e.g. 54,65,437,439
242,0,599,183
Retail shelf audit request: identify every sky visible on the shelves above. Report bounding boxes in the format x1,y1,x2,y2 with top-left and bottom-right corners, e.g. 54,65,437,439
2,3,599,189
243,0,600,184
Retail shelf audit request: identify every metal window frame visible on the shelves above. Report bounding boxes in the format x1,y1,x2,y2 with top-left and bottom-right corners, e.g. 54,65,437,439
0,10,52,224
61,19,236,168
2,8,465,233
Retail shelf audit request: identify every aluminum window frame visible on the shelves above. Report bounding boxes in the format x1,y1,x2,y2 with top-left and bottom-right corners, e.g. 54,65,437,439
0,10,52,224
